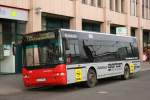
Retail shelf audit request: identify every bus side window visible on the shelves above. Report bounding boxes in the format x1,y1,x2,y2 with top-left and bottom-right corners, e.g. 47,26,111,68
83,40,94,62
117,42,128,60
65,38,80,64
130,40,139,58
83,40,120,62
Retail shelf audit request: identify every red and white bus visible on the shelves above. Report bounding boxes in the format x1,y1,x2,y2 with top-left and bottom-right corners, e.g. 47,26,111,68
21,29,140,88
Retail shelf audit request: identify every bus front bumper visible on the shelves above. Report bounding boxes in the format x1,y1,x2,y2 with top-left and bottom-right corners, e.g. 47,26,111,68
22,64,67,87
23,75,67,87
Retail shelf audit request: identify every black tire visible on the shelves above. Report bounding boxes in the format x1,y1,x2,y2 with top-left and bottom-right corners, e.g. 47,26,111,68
86,69,97,88
122,65,130,80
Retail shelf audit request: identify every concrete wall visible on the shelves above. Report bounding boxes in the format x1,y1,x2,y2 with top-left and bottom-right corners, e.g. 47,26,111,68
0,0,30,9
129,16,138,28
109,12,126,25
40,0,74,17
142,19,150,30
81,5,104,22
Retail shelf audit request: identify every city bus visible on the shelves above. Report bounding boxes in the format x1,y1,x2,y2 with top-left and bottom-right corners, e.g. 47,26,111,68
21,29,141,88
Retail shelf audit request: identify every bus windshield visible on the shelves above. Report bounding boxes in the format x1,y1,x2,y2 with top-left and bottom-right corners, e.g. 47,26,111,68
23,32,64,69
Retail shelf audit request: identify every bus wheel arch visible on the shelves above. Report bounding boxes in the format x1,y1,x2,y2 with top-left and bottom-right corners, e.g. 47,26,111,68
122,64,130,80
86,67,97,88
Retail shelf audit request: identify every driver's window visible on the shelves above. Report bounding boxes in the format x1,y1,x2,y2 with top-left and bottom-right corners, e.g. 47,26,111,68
26,45,39,66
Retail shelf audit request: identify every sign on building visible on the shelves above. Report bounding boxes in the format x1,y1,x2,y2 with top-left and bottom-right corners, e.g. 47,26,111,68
116,27,127,36
0,6,28,21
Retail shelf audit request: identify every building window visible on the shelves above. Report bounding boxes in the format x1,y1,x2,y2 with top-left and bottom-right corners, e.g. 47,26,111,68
149,0,150,19
91,0,95,6
131,28,136,37
146,0,149,19
16,21,26,35
110,0,114,11
82,0,87,4
97,0,103,8
45,17,70,30
142,0,145,18
82,21,100,32
142,0,150,19
143,31,150,50
42,17,46,31
130,0,136,16
0,20,26,45
136,0,138,16
110,25,116,34
146,0,148,8
115,0,119,12
115,0,120,12
111,0,125,13
121,0,125,13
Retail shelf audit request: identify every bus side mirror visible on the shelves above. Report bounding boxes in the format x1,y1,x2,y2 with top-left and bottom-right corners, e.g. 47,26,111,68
12,44,16,55
64,38,69,50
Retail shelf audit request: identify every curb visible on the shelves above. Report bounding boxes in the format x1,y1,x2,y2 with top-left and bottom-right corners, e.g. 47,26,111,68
141,68,150,71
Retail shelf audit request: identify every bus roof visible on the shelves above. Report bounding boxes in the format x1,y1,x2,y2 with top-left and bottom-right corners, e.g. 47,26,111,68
23,29,136,43
60,29,136,39
25,29,136,39
24,29,136,39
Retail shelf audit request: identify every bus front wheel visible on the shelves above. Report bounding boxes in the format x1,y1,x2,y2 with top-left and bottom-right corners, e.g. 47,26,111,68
122,65,130,80
86,69,97,88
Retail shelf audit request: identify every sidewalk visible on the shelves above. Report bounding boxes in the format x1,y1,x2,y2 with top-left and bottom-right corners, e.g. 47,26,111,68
0,74,24,95
141,62,150,71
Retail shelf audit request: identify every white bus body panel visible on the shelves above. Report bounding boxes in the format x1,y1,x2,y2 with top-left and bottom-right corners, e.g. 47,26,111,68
66,60,140,84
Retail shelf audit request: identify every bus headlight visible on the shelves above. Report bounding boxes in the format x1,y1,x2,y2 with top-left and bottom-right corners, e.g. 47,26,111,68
56,72,65,76
60,72,65,76
24,74,29,78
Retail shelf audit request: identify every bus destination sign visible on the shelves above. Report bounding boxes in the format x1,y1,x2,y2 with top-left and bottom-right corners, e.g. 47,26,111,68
26,32,55,42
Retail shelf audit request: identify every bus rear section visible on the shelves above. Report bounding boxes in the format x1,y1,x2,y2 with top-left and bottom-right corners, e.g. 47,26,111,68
22,30,68,87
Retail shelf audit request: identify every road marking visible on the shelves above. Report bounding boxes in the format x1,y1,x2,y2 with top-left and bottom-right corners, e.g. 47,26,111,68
96,91,108,94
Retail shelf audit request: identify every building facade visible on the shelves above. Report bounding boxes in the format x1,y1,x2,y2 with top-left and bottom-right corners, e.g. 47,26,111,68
0,0,149,73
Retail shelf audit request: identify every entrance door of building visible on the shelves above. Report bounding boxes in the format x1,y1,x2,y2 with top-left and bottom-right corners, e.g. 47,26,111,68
0,20,24,73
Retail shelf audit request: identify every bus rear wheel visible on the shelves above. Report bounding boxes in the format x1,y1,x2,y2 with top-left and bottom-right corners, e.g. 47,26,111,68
86,69,97,88
122,65,130,80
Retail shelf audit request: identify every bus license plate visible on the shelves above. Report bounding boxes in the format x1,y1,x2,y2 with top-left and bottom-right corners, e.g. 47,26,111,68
36,78,46,82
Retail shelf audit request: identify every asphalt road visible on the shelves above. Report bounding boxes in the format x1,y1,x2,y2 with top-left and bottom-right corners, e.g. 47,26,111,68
0,71,150,100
